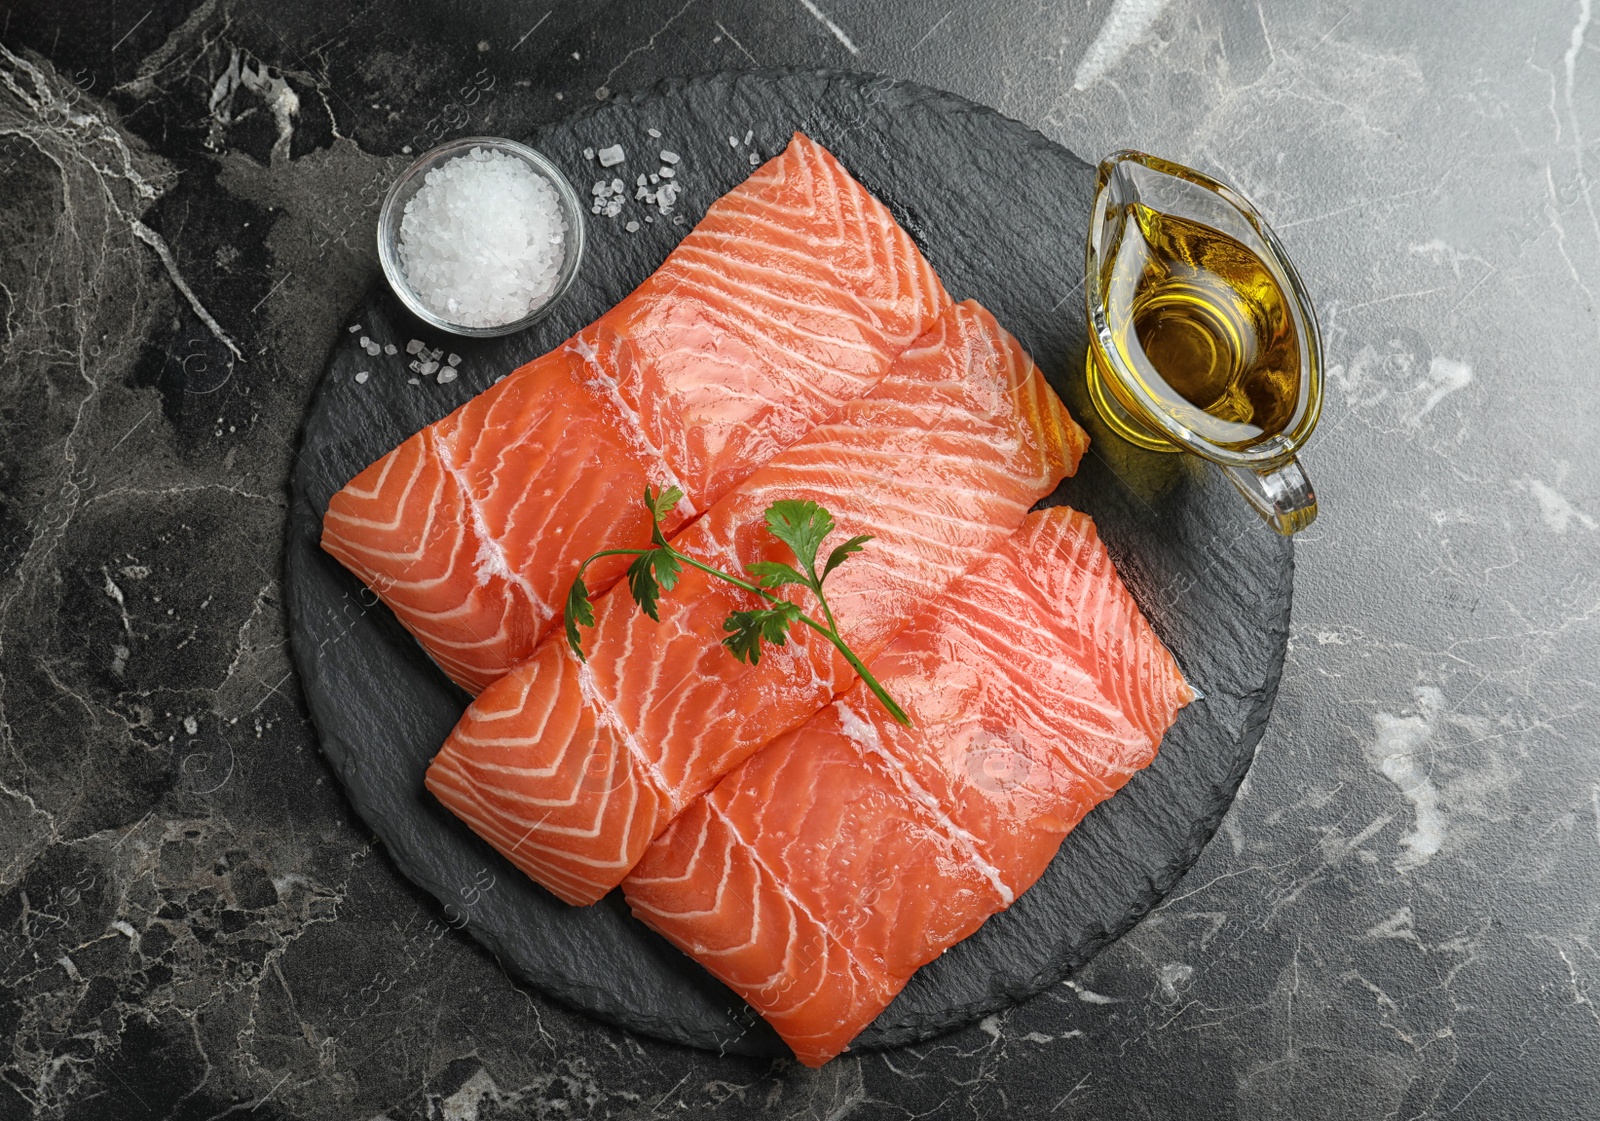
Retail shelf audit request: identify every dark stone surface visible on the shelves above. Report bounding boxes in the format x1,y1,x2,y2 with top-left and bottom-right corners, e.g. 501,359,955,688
2,0,1598,1117
285,69,1292,1057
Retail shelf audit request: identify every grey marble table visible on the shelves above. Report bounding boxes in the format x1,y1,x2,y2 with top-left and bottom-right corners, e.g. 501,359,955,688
1,1,1595,1118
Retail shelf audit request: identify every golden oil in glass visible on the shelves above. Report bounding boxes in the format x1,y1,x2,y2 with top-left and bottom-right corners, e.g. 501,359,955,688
1083,151,1323,534
1094,204,1306,451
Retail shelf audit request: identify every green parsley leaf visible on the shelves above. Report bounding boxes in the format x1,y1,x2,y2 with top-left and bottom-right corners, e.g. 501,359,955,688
821,534,873,582
564,574,595,661
627,548,682,621
746,560,812,591
647,485,684,523
763,500,834,579
721,601,802,664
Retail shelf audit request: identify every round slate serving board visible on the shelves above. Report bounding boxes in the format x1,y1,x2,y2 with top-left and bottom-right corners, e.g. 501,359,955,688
285,69,1293,1058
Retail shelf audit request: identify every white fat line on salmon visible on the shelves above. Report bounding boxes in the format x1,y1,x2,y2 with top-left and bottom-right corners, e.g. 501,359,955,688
835,704,1014,906
575,660,672,799
664,255,890,341
701,798,880,983
427,430,555,623
568,337,695,519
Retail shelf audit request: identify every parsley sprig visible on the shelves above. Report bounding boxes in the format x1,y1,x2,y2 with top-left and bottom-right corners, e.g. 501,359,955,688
564,486,910,726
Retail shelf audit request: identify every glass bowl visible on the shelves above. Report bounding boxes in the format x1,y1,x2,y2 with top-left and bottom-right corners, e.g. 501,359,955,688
377,136,587,338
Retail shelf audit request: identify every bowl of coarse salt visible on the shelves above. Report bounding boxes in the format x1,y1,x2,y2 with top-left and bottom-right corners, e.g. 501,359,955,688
378,136,586,337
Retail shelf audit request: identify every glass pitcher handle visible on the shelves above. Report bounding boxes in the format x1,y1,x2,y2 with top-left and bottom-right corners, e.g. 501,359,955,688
1220,457,1318,536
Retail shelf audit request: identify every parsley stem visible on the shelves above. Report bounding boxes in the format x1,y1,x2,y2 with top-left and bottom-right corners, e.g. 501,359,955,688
669,549,910,726
564,487,910,727
573,548,649,573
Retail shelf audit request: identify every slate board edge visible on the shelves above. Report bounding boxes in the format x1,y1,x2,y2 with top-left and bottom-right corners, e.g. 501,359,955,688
284,66,1291,1058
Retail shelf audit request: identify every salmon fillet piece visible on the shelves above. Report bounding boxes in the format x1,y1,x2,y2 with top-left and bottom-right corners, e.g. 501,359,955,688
622,507,1194,1066
425,301,1087,905
322,133,950,694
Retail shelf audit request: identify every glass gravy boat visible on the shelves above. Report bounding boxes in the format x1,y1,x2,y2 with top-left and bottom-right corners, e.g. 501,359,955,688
1085,151,1322,535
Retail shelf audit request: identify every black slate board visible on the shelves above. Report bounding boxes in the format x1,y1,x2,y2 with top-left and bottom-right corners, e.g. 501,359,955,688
285,69,1292,1058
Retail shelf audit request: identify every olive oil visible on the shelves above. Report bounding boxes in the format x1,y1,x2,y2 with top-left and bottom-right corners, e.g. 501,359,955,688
1101,203,1303,448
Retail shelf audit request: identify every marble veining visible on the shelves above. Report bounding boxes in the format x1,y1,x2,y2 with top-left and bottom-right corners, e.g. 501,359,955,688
1,0,1597,1117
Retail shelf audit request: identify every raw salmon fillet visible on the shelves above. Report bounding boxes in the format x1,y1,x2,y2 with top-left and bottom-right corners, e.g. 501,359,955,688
425,301,1088,905
623,507,1194,1066
322,133,950,694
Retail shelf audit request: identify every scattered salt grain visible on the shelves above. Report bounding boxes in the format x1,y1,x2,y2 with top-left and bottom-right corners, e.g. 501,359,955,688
583,147,595,160
408,359,422,373
419,359,440,376
728,135,739,148
744,130,753,144
647,128,661,139
447,353,462,366
659,149,679,164
748,151,760,165
355,371,369,384
636,173,647,186
359,335,370,346
364,341,382,356
406,339,424,354
398,146,567,328
348,324,362,333
408,377,419,385
650,173,660,184
597,144,625,167
437,367,458,384
384,343,398,355
659,167,675,179
625,220,640,232
590,181,625,218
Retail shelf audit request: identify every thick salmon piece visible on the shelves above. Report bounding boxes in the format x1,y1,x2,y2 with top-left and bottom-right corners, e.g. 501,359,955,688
322,133,950,694
622,508,1194,1067
425,301,1088,905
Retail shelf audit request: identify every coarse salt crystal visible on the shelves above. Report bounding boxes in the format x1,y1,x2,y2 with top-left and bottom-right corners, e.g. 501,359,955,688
744,130,753,144
647,128,661,138
625,220,640,232
437,367,458,384
384,343,398,355
659,167,675,178
406,339,424,354
659,150,679,164
348,324,362,333
748,151,760,165
359,336,370,346
728,135,739,148
447,353,462,366
583,147,595,160
355,371,369,384
597,144,625,167
398,146,567,328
